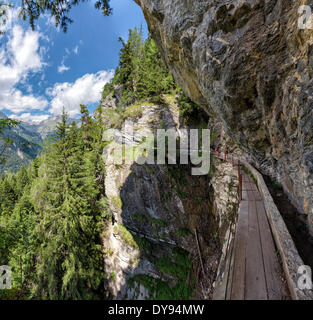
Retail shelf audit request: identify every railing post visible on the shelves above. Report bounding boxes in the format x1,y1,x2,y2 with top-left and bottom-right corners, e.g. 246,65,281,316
238,160,242,201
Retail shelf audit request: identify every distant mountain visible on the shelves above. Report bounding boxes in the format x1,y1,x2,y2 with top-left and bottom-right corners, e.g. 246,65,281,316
0,115,79,174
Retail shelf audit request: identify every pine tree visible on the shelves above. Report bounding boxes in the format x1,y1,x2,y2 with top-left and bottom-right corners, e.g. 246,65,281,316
26,113,106,299
0,1,112,33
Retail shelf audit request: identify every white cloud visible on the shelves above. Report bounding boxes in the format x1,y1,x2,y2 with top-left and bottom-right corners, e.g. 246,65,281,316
0,24,48,113
73,46,79,55
57,63,70,73
47,70,114,117
10,112,50,123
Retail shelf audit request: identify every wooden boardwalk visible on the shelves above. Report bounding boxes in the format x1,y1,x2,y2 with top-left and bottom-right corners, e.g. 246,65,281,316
224,170,288,300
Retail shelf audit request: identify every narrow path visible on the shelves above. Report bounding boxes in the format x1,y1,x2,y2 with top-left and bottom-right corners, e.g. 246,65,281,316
227,170,287,300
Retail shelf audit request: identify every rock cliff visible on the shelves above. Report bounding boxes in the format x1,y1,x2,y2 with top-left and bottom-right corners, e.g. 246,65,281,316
135,0,313,231
99,93,239,299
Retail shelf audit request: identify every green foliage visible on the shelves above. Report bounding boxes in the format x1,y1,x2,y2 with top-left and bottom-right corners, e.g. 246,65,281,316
151,218,166,228
156,248,191,279
244,167,258,186
110,272,116,281
113,224,138,249
100,27,176,110
0,118,20,164
131,247,194,300
101,82,114,100
133,213,147,225
177,228,191,238
0,108,110,300
133,235,152,253
3,0,111,33
177,92,202,122
121,104,143,120
110,196,123,210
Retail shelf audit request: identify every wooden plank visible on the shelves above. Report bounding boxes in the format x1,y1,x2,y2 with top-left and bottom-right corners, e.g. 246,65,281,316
226,239,235,300
242,190,248,201
213,233,235,300
245,201,268,300
242,174,250,182
255,201,283,300
231,201,249,300
253,190,263,201
242,181,252,191
247,190,256,200
250,182,259,192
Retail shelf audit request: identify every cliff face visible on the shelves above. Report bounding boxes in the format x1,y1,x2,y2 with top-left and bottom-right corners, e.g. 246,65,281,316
99,93,239,299
135,0,313,230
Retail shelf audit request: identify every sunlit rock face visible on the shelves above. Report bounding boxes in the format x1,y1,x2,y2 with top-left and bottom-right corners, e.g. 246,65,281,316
99,92,239,299
135,0,313,230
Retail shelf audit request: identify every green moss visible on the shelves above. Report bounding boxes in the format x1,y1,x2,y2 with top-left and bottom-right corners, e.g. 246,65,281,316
133,235,153,253
151,218,166,228
244,167,258,186
0,288,25,300
102,109,123,128
193,196,203,203
167,165,187,184
173,187,189,198
133,213,147,225
131,274,193,300
110,196,123,210
113,224,138,249
121,104,144,120
162,191,171,201
110,272,116,281
145,165,154,174
177,228,191,238
104,247,114,257
129,246,194,300
156,248,191,279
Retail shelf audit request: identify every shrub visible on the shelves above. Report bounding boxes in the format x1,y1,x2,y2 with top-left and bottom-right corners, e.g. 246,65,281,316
113,224,138,249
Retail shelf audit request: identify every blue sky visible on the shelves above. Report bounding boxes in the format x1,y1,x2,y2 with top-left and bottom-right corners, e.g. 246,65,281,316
0,0,148,122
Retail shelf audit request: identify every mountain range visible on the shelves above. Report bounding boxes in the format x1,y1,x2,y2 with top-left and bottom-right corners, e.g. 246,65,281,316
0,112,78,174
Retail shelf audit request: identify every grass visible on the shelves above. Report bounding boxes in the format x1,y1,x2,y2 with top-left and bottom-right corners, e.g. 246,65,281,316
110,196,123,211
167,165,187,185
121,104,144,120
244,167,258,186
102,108,123,128
133,213,148,225
104,247,114,257
110,272,116,281
133,235,153,253
130,247,194,300
173,187,189,198
0,288,25,300
151,218,166,228
156,248,191,279
177,228,191,238
193,196,203,203
113,224,138,249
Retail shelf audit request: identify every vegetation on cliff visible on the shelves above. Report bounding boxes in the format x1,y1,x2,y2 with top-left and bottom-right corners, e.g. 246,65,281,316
0,28,203,300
